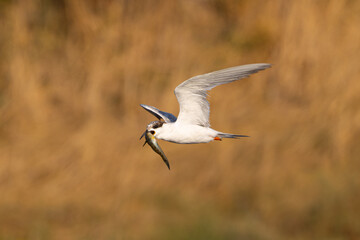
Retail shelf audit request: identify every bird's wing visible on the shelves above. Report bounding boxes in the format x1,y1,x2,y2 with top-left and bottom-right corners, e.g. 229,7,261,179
174,63,271,127
140,104,177,123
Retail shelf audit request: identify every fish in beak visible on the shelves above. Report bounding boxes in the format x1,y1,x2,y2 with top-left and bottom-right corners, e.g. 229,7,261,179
140,130,170,170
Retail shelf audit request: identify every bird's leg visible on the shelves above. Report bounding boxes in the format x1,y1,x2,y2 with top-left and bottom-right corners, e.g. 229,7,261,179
214,137,222,141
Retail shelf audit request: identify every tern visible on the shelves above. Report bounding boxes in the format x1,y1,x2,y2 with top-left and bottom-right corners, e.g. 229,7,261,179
140,63,271,169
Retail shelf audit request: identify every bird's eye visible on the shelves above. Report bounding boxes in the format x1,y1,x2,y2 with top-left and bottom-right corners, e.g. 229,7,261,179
150,130,155,135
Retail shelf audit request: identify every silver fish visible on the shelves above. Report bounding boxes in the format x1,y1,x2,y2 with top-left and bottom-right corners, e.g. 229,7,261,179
140,130,170,170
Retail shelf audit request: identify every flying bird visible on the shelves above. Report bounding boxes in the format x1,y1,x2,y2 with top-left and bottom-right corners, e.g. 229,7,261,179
140,63,271,169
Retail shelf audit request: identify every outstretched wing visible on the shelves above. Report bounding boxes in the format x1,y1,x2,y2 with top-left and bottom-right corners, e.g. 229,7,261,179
174,63,271,127
140,104,177,123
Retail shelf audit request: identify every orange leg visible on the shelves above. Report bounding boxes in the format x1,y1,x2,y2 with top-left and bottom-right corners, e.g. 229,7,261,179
214,137,222,141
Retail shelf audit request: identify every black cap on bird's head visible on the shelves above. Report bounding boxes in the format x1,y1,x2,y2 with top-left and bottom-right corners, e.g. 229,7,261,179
146,120,164,131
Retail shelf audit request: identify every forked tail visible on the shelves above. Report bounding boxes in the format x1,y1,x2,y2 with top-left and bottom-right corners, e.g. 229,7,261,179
217,133,249,139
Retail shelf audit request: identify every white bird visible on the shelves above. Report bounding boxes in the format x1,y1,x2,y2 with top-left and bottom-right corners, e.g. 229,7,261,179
140,63,271,169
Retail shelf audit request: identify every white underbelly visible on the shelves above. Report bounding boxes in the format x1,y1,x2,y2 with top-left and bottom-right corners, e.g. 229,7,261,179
157,124,217,144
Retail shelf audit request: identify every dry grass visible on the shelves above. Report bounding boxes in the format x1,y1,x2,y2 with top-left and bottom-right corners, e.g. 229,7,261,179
1,0,360,239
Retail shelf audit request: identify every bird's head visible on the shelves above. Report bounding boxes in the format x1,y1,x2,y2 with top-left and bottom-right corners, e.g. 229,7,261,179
140,120,164,140
146,120,164,137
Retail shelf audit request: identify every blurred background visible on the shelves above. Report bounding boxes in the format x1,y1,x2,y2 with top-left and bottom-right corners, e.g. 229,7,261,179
1,0,360,239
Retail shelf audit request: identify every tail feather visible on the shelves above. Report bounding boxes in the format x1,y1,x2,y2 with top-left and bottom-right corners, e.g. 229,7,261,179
217,133,249,139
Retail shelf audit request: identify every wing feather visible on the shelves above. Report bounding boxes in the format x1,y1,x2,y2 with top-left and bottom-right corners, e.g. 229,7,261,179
140,104,177,123
174,63,271,127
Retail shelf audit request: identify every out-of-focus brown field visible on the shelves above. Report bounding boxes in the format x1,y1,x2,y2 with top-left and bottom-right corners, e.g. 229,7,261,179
1,0,360,239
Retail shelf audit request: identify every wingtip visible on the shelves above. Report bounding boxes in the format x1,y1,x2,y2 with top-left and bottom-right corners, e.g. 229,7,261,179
258,63,272,69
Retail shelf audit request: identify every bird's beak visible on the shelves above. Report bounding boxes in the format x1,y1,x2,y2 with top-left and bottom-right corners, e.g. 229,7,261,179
140,130,146,140
140,130,147,146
